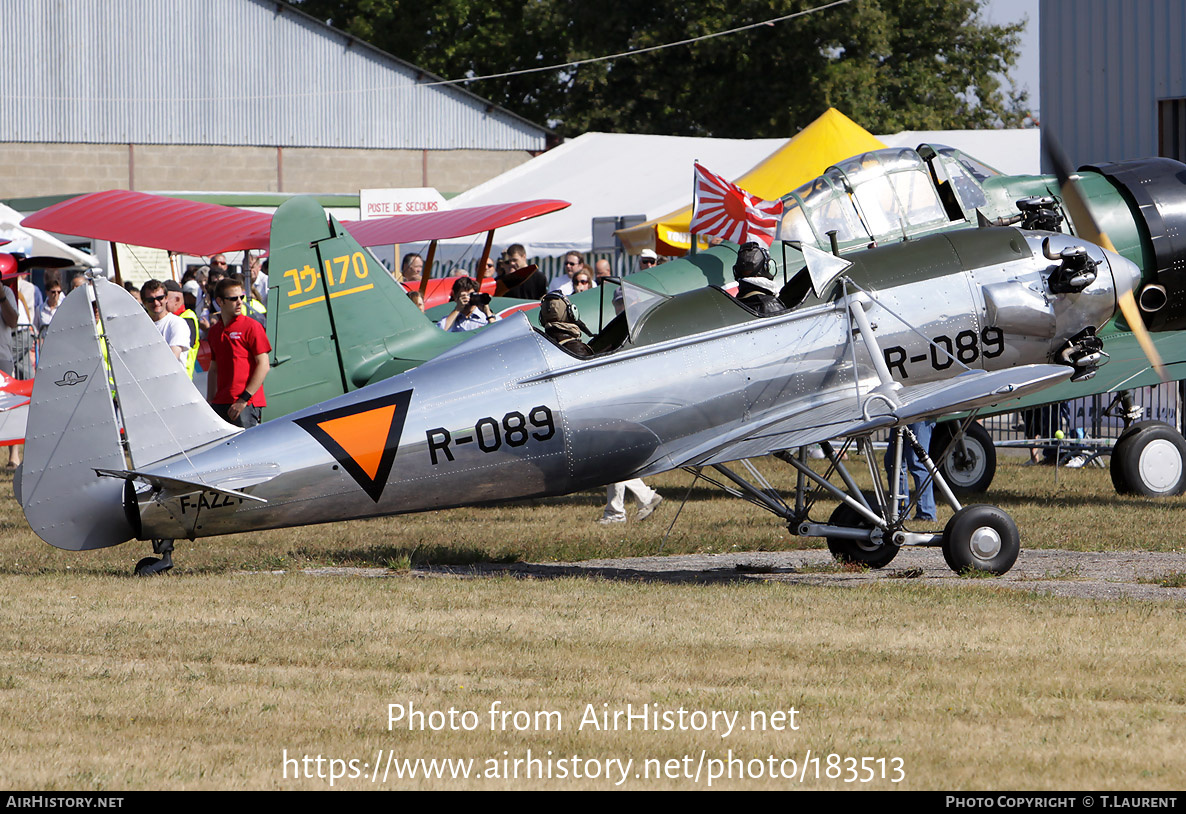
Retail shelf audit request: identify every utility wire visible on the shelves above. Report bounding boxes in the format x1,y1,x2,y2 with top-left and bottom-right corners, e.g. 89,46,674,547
432,0,856,88
13,0,854,104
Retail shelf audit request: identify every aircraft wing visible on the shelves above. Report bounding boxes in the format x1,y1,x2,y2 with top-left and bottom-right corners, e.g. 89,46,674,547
0,390,28,411
22,190,274,254
341,200,569,246
22,190,568,255
967,329,1186,416
0,388,28,445
667,364,1073,469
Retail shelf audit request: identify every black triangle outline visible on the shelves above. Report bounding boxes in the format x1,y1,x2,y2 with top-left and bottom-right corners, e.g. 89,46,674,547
293,389,413,503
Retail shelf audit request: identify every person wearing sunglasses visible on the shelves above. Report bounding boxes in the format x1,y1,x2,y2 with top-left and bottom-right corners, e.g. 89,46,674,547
207,277,271,428
547,250,587,294
39,277,63,333
639,248,660,270
140,279,190,365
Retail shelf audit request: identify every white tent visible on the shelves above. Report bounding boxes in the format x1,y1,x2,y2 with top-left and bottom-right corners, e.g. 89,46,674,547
429,132,784,265
426,127,1042,265
0,203,97,266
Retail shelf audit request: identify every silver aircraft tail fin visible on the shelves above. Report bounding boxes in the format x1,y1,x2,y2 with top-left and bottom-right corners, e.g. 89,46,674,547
20,278,243,551
93,279,240,469
20,279,132,550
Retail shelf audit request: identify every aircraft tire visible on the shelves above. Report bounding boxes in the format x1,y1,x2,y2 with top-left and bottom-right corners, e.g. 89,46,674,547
1109,420,1166,493
1110,422,1186,497
826,494,898,569
941,505,1019,575
930,421,995,495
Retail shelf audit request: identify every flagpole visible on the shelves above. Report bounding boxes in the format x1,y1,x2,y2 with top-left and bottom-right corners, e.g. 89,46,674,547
689,159,699,256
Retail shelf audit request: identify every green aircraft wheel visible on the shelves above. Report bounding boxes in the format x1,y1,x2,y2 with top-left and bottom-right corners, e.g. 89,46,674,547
930,421,995,495
1110,422,1186,497
826,495,898,569
941,505,1019,575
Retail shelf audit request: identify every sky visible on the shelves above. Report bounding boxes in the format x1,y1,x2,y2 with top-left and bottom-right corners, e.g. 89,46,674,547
984,0,1040,118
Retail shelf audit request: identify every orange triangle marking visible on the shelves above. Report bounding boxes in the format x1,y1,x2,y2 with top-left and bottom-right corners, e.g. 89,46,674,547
316,405,397,481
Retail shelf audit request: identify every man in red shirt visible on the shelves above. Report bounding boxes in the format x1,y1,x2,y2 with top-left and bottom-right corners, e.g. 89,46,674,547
207,277,271,428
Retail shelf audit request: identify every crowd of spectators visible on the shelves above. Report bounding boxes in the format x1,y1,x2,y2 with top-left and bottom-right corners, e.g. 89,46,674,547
3,249,273,449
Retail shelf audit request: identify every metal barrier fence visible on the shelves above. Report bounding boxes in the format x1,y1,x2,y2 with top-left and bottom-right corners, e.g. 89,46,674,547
867,383,1179,459
430,252,646,283
978,382,1182,445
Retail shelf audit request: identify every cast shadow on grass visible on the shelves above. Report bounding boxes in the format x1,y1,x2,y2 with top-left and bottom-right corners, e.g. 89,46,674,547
291,544,523,569
974,488,1186,509
418,560,808,586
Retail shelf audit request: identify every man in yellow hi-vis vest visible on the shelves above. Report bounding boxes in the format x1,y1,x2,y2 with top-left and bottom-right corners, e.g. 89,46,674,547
165,280,200,379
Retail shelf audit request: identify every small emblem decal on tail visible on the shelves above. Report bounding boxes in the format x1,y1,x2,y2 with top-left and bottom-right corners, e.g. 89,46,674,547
55,371,89,387
294,389,412,502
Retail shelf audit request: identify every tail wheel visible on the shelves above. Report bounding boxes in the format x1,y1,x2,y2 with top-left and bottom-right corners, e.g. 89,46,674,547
1110,422,1186,497
825,494,898,569
941,505,1019,575
930,421,995,494
134,539,174,576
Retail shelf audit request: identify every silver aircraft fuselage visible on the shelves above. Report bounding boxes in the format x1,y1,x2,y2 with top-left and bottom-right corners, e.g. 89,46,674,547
125,229,1137,542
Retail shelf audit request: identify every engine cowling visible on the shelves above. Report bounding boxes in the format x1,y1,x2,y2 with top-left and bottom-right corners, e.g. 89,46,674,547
1085,157,1186,331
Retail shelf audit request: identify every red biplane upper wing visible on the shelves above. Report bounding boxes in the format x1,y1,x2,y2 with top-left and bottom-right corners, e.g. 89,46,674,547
22,190,273,255
341,200,569,246
22,191,569,255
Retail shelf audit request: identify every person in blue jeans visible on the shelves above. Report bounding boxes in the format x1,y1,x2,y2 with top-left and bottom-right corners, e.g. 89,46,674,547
884,421,937,522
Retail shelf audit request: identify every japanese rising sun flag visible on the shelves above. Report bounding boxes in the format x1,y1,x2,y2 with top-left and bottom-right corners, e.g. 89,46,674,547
689,162,784,246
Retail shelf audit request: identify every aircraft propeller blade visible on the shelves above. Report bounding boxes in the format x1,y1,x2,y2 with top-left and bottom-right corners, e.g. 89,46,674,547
1045,137,1167,382
17,256,77,272
494,264,538,297
418,240,438,300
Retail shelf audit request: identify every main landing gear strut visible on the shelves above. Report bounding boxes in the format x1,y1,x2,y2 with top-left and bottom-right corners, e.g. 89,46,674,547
688,420,1021,576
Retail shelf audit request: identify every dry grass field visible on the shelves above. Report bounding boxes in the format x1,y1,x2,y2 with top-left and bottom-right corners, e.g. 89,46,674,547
1,457,1184,790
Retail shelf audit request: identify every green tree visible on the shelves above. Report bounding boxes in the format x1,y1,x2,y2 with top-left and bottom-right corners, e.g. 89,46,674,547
291,0,1028,136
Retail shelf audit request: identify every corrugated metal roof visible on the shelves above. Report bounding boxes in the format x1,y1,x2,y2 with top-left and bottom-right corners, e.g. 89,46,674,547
4,0,550,150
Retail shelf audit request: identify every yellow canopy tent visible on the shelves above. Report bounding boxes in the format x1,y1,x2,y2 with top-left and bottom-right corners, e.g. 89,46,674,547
616,108,887,255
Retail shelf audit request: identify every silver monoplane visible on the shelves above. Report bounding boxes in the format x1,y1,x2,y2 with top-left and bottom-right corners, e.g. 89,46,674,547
17,200,1142,576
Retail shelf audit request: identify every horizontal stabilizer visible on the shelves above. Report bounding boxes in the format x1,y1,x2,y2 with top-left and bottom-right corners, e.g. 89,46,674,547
95,468,270,503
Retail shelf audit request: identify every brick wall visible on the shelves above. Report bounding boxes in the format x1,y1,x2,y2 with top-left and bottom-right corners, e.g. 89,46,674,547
0,143,533,197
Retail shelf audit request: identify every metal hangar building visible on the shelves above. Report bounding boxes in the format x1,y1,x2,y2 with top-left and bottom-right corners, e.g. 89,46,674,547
2,0,553,199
